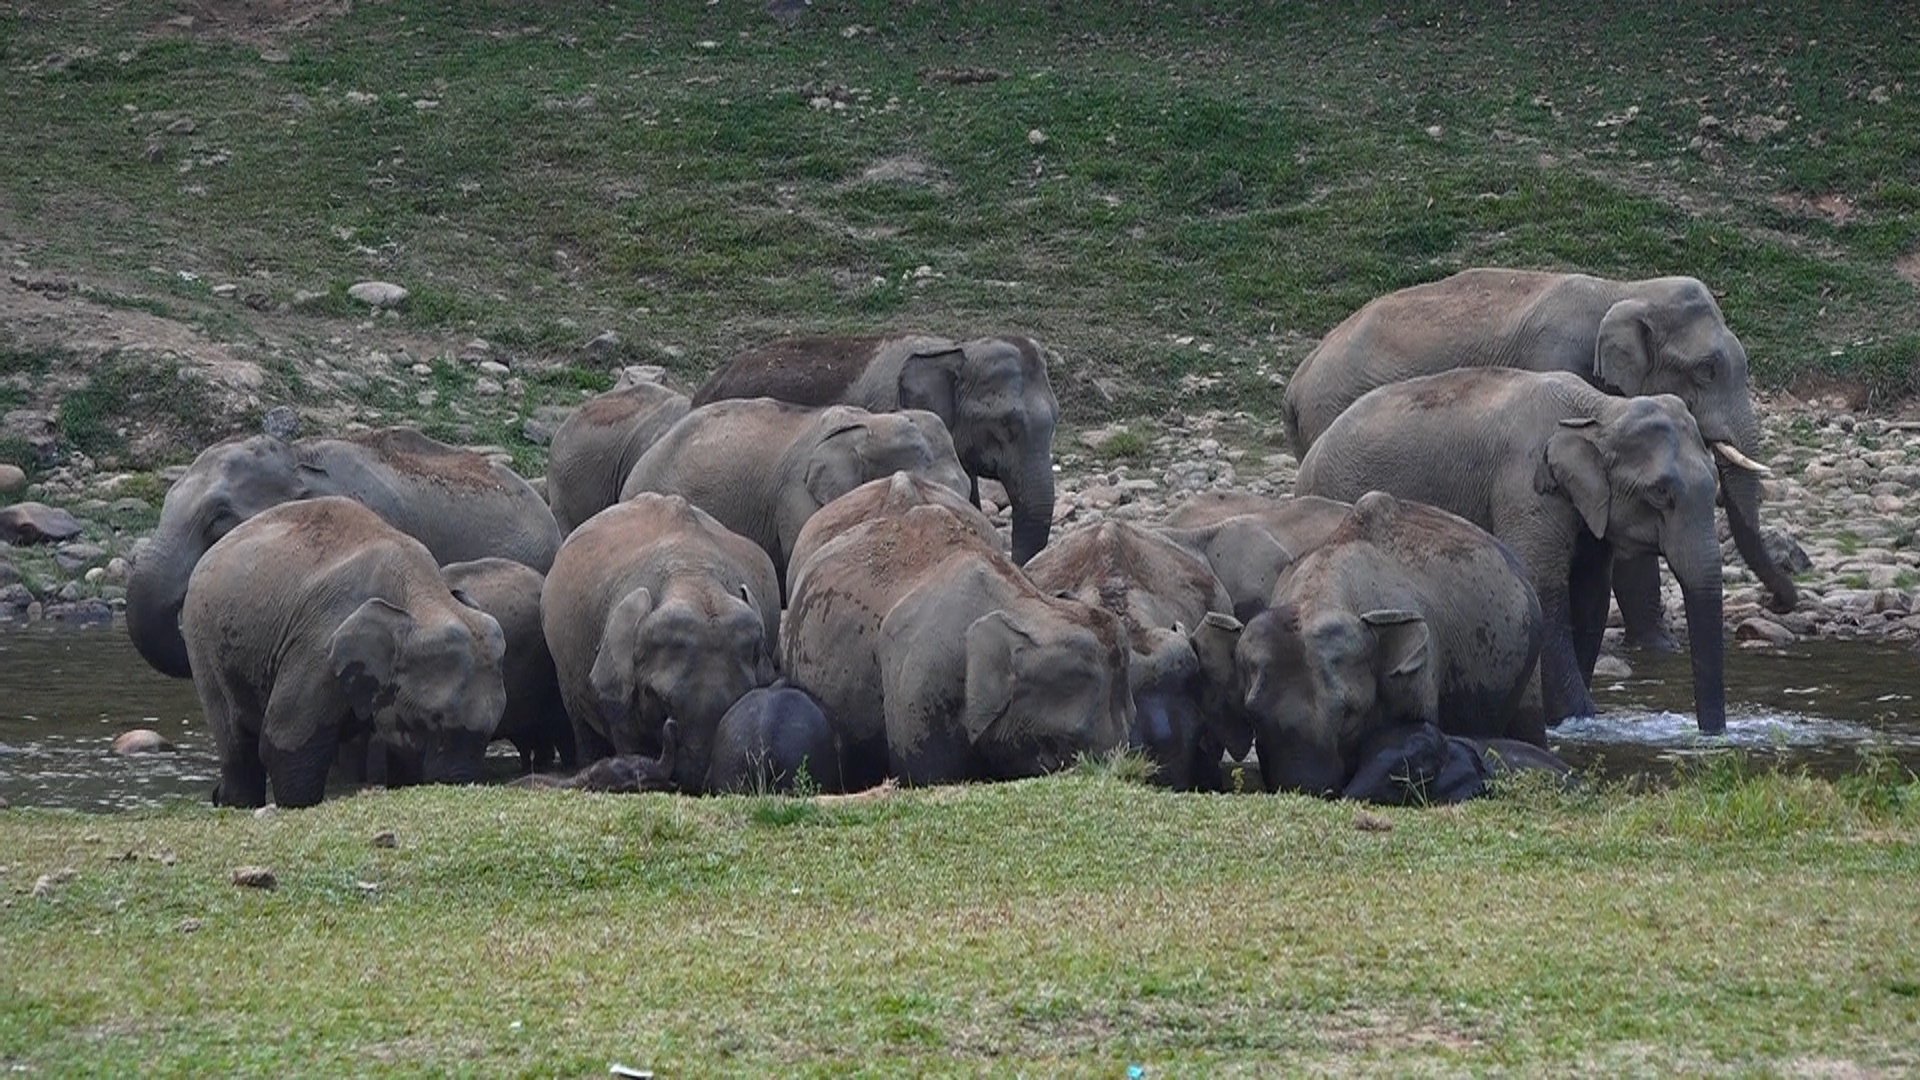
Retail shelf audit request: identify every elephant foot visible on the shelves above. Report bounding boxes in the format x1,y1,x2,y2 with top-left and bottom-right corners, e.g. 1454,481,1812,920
1620,625,1681,653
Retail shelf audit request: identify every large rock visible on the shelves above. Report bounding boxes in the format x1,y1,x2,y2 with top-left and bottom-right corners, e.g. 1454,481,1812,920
0,463,26,493
0,502,83,545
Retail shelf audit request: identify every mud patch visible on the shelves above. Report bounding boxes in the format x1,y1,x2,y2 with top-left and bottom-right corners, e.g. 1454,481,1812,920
1772,192,1858,226
850,156,948,191
1896,250,1920,288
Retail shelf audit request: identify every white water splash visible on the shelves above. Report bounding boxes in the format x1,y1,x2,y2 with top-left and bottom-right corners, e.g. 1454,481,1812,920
1552,710,1919,750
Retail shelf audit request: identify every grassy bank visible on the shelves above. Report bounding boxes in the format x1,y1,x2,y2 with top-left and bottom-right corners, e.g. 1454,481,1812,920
3,765,1918,1074
2,1,1918,479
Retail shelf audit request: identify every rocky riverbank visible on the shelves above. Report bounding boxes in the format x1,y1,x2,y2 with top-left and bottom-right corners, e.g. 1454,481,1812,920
2,383,1917,652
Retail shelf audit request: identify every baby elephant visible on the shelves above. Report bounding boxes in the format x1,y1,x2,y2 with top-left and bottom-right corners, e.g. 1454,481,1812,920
183,497,507,808
515,722,682,793
705,683,843,795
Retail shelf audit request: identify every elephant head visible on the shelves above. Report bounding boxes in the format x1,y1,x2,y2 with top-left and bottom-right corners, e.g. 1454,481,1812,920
959,602,1133,779
898,337,1059,564
1126,622,1254,789
1539,394,1729,732
127,434,316,677
1227,604,1434,796
1594,278,1795,613
801,407,971,514
588,583,777,789
326,596,509,785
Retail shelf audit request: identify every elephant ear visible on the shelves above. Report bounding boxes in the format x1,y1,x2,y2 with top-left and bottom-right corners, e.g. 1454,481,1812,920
1363,609,1430,722
328,598,412,721
590,587,654,727
1362,609,1428,678
1595,297,1655,395
1191,612,1253,759
1539,419,1612,539
804,421,872,509
961,610,1030,743
898,348,962,426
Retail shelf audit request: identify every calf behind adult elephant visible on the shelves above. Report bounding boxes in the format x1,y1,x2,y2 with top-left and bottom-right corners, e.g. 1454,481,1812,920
182,498,508,808
1224,491,1544,796
620,398,968,594
1280,267,1795,631
1025,520,1249,791
541,494,780,790
693,334,1059,564
706,683,843,795
782,504,1133,789
127,427,560,679
440,558,574,773
544,381,690,534
1297,368,1735,733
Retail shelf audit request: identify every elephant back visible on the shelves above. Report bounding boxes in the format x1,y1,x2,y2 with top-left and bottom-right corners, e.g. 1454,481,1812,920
545,382,690,534
692,335,898,407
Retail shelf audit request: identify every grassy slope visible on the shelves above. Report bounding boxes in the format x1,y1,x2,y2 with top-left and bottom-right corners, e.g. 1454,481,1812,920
4,769,1919,1075
2,1,1918,478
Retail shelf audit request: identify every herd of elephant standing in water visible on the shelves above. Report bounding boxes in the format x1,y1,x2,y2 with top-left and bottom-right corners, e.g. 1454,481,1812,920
123,267,1800,808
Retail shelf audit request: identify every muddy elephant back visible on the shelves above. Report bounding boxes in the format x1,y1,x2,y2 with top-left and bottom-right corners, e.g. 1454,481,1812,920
693,336,892,407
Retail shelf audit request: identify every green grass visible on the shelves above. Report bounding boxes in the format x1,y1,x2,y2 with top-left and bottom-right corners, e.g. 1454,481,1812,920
2,768,1917,1074
0,0,1916,473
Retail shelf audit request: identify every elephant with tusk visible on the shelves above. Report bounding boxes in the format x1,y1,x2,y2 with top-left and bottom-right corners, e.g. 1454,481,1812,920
1281,268,1797,650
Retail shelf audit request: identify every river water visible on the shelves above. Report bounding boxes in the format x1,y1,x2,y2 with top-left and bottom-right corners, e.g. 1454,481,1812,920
2,625,1918,811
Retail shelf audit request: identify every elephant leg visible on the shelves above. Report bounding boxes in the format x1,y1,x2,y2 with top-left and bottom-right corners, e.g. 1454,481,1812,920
1612,551,1678,652
266,728,344,808
1536,583,1599,726
570,714,617,768
214,734,269,808
1570,537,1615,683
968,472,981,510
1186,735,1226,793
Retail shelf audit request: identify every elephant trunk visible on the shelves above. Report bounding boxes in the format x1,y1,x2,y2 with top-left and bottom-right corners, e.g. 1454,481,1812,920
1002,461,1056,565
125,553,194,678
1720,463,1797,614
1257,731,1347,797
1669,531,1727,735
1701,402,1796,615
421,731,491,785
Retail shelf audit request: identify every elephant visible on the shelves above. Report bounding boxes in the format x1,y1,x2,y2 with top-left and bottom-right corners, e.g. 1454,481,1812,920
1025,520,1249,791
619,398,970,596
181,497,508,808
1157,492,1353,620
1279,268,1796,648
705,683,843,795
439,558,574,773
782,503,1133,789
1296,368,1738,733
541,493,780,790
544,381,691,534
692,334,1058,564
1212,491,1545,797
513,722,681,793
786,470,1000,600
127,426,561,679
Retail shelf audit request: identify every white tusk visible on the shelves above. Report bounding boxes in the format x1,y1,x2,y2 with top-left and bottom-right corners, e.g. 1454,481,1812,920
1712,441,1772,476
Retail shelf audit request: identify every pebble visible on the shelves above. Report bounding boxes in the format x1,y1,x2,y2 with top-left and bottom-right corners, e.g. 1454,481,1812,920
346,281,409,308
230,866,277,890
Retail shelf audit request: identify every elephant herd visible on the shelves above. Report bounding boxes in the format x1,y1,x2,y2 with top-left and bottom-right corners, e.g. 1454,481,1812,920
127,271,1795,808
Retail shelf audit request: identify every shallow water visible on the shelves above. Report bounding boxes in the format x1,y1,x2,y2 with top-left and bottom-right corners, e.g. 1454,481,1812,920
1574,641,1920,779
2,625,1918,811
